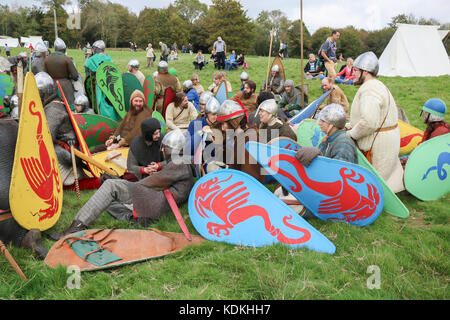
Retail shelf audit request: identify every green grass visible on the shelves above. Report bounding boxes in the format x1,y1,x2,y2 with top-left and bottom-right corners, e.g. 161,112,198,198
1,48,449,300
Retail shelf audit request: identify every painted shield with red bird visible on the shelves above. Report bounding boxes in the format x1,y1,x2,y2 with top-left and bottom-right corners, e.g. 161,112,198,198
246,142,384,227
9,72,63,231
188,169,336,254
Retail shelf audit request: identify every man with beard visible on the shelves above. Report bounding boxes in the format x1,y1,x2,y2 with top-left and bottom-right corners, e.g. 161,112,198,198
126,118,164,181
257,98,297,142
230,80,258,113
278,79,308,117
103,90,152,151
183,80,200,111
320,77,349,117
44,38,79,106
346,51,404,193
215,100,264,183
260,65,285,99
165,92,198,133
47,129,194,239
154,61,182,114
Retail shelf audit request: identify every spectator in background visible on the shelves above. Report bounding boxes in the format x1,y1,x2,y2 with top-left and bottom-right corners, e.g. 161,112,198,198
5,44,10,57
193,50,206,70
319,30,340,81
304,53,323,79
146,43,154,68
334,58,355,85
168,50,178,61
159,42,169,62
225,50,237,71
236,53,246,68
209,49,218,69
213,37,226,70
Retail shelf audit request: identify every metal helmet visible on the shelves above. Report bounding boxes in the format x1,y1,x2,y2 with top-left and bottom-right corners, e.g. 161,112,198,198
54,38,66,52
240,71,249,80
162,129,185,151
183,80,193,89
422,98,446,118
318,104,347,129
157,61,168,73
92,40,106,53
35,42,47,53
271,65,279,72
74,93,89,108
353,51,379,76
128,59,139,69
284,79,294,88
205,96,220,114
218,100,246,122
199,91,214,105
35,72,54,95
256,98,278,116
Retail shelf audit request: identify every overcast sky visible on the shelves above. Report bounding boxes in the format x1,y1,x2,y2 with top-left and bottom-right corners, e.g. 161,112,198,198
4,0,450,33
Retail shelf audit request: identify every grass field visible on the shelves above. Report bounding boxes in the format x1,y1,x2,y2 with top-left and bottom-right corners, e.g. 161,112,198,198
1,48,449,300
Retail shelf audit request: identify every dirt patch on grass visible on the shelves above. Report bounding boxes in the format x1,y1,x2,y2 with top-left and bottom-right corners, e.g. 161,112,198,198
395,209,432,230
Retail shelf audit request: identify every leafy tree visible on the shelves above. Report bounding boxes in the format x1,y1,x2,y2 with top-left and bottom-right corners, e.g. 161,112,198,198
365,28,395,57
174,0,208,24
338,26,362,59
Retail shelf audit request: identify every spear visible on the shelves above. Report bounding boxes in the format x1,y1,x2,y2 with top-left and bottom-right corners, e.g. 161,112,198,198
70,144,80,199
265,28,274,91
300,0,305,108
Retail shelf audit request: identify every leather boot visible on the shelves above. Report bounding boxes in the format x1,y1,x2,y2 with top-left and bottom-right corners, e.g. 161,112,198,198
20,229,48,260
47,220,87,241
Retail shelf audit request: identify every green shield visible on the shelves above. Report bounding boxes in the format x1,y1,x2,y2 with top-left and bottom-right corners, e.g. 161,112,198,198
96,62,126,119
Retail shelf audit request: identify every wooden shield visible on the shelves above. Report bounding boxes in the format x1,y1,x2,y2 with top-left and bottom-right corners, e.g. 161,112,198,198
96,62,126,119
91,148,129,177
122,73,144,112
9,72,63,231
162,87,175,119
404,133,450,201
143,75,155,109
398,120,424,156
271,56,285,80
188,169,336,254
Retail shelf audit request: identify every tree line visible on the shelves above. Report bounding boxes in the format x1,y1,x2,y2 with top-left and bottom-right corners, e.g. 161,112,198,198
1,0,448,59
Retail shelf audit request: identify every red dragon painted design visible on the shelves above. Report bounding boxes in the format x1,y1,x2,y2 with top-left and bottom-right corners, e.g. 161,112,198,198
194,174,311,245
268,154,380,223
20,101,61,221
400,133,423,148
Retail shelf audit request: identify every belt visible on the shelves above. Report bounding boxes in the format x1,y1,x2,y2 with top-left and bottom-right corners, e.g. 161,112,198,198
376,123,398,132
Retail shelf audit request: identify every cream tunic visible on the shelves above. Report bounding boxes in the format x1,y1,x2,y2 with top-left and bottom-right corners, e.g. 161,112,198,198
165,101,199,133
348,79,404,193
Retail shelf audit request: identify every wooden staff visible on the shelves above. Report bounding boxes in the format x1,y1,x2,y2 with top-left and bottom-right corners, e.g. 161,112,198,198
0,240,27,280
72,147,118,176
17,61,24,116
265,28,274,91
300,0,305,108
70,145,80,199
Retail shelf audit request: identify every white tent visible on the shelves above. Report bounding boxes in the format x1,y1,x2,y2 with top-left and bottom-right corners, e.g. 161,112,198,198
378,24,450,77
0,38,20,47
20,36,43,48
438,30,449,41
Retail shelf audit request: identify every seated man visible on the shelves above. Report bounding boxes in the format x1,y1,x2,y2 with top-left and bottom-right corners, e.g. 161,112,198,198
48,129,194,239
304,54,323,79
127,59,145,87
420,98,449,142
183,80,200,111
102,90,152,151
225,50,238,71
320,77,349,117
165,92,199,133
288,104,358,218
126,118,164,181
260,65,285,99
257,98,297,142
193,50,206,70
74,94,94,114
186,96,220,157
231,80,258,113
236,53,245,68
197,91,214,118
278,80,308,117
